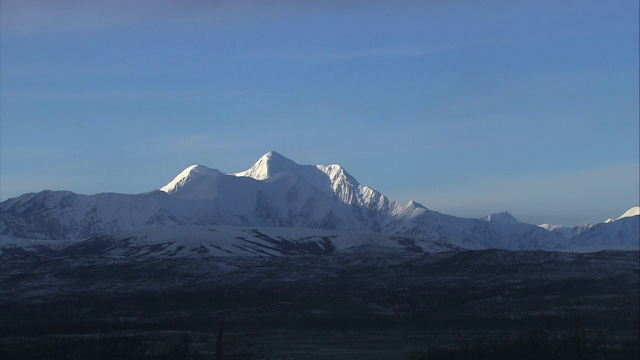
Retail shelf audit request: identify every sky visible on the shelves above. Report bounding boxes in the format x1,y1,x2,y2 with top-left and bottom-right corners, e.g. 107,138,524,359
1,0,638,226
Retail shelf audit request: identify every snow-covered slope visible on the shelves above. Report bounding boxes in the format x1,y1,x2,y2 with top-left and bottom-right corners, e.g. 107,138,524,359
604,207,639,223
232,151,400,214
0,225,461,258
0,190,183,240
617,206,640,220
381,209,566,251
567,214,639,252
537,206,640,250
160,165,224,198
539,223,593,239
0,152,635,252
481,211,520,224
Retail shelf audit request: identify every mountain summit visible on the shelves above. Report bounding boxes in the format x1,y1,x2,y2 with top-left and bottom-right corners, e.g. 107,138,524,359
231,151,398,212
481,211,520,224
160,164,223,198
233,151,299,181
617,206,640,220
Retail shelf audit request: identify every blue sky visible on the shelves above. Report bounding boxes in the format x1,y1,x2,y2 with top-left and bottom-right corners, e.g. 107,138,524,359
1,0,638,226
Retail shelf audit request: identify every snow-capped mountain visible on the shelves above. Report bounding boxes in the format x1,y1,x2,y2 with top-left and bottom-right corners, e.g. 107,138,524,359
480,211,520,224
538,223,593,239
615,206,640,221
568,214,639,251
0,152,636,253
605,207,639,223
232,151,399,214
537,207,639,251
539,206,640,242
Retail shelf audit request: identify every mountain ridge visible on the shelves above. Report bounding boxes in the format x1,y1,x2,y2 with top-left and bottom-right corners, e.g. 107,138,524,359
1,151,637,253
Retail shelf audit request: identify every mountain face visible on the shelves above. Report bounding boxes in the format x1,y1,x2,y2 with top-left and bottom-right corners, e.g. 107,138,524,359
481,212,520,224
1,152,637,253
538,223,593,239
537,207,640,250
616,206,640,221
568,215,639,251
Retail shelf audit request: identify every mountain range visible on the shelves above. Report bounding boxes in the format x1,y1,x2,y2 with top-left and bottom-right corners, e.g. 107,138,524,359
1,151,638,256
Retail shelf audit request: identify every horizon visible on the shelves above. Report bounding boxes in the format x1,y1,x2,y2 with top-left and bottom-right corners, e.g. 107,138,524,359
1,1,639,227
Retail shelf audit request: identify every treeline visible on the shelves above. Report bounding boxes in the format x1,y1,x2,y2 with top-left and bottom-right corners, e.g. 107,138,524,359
1,324,638,360
407,325,639,360
0,330,261,360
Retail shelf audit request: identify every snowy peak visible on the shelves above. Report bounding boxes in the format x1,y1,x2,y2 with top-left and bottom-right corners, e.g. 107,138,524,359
160,164,223,197
316,164,358,185
315,164,359,202
604,206,639,223
394,200,429,220
539,223,593,239
231,152,392,210
481,211,520,224
406,200,427,209
315,163,399,212
233,151,299,181
617,206,639,220
538,206,639,239
569,213,639,251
